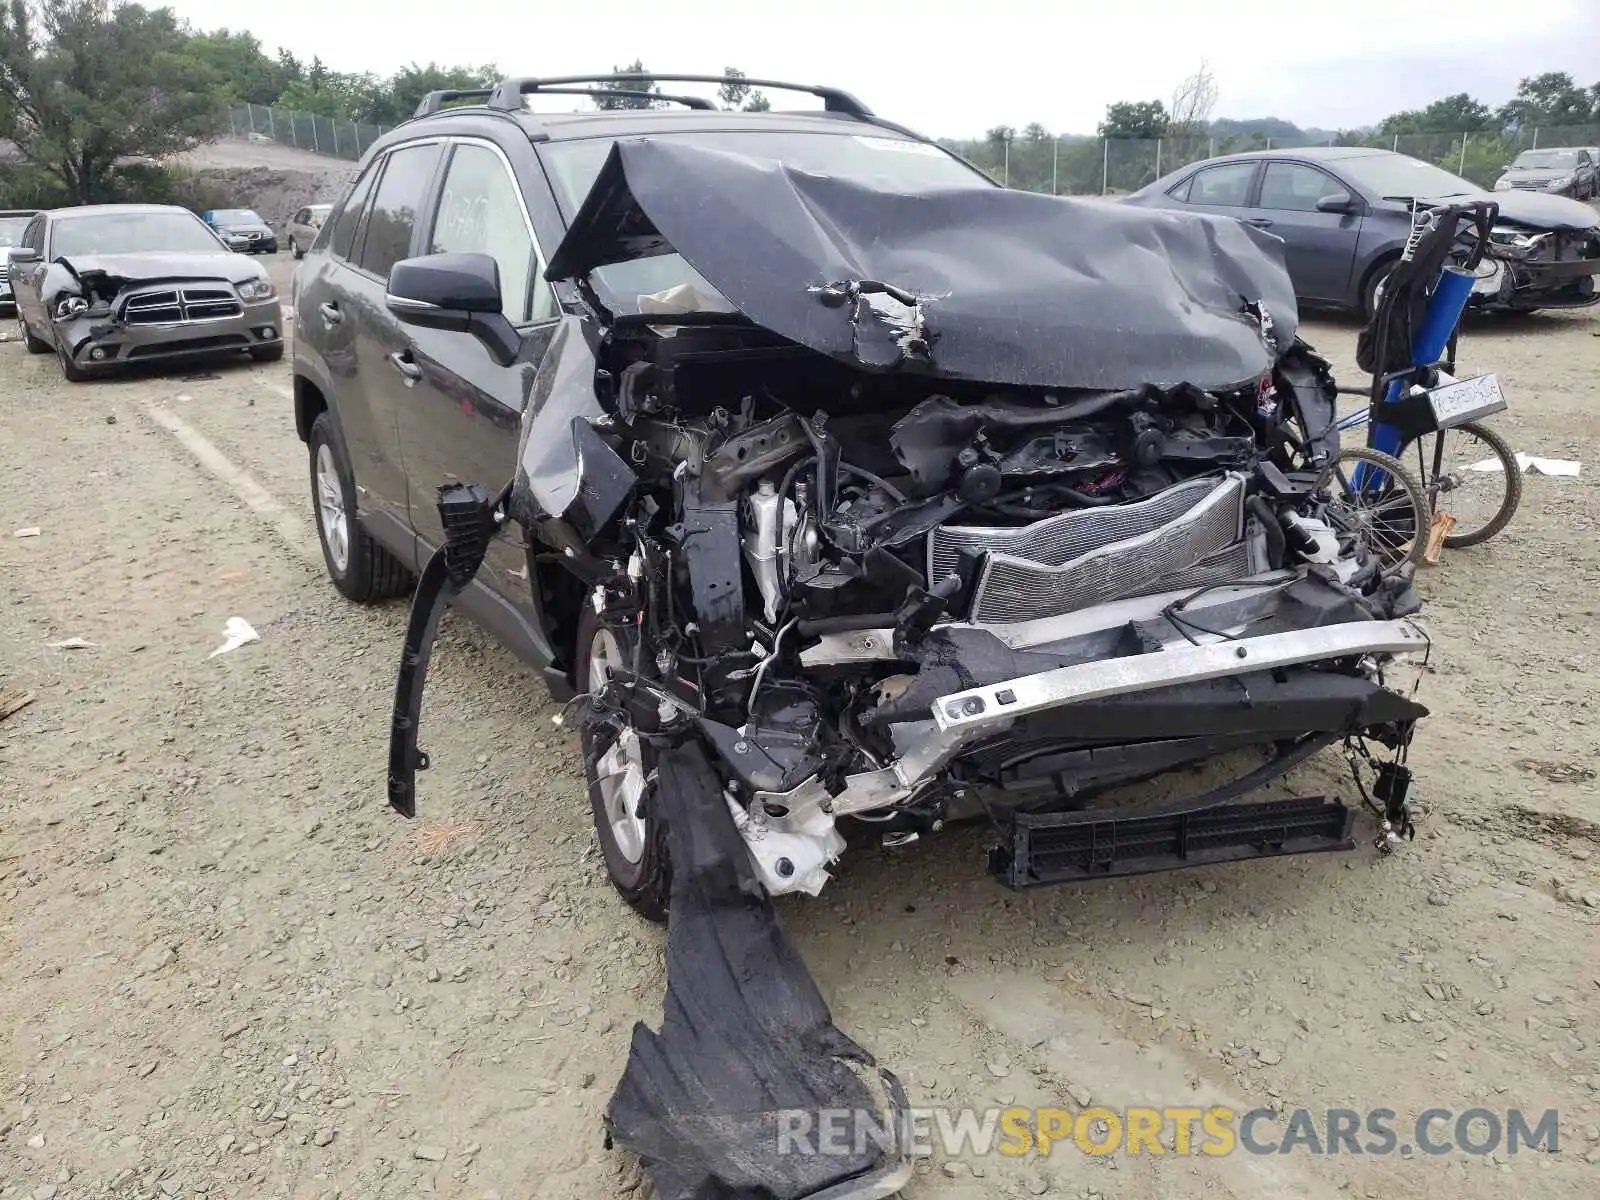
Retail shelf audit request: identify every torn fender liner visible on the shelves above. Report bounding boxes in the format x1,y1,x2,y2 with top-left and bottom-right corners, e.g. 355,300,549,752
545,137,1301,392
606,742,913,1200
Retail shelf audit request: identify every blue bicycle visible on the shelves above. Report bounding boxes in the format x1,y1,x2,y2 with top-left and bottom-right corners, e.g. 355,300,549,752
1320,199,1523,566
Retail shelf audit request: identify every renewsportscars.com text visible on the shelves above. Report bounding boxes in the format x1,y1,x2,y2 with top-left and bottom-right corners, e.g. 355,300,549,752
776,1105,1561,1159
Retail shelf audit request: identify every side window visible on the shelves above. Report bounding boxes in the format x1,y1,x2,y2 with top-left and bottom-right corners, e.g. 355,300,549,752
1185,162,1256,208
330,162,380,260
1166,175,1194,202
1259,162,1342,212
358,142,443,279
294,207,309,224
427,142,555,324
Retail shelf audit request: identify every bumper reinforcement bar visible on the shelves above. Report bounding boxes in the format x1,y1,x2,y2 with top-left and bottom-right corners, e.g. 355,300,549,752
932,619,1427,738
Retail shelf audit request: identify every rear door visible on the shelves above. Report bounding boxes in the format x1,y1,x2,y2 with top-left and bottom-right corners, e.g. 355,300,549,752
343,140,448,553
394,136,562,625
1248,160,1363,304
293,154,415,550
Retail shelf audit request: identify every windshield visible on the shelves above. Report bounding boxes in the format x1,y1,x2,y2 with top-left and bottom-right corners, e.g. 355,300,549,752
540,130,991,311
1338,153,1476,201
0,216,28,247
213,209,265,223
51,212,224,257
1511,150,1577,170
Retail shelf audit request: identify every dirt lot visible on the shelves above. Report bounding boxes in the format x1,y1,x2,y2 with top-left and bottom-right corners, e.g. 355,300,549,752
3,257,1599,1200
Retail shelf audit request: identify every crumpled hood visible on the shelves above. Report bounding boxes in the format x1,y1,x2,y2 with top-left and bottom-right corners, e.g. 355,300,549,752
53,251,267,288
1481,189,1598,230
544,137,1300,392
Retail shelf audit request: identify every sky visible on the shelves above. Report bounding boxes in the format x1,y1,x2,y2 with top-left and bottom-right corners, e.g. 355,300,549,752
164,0,1600,137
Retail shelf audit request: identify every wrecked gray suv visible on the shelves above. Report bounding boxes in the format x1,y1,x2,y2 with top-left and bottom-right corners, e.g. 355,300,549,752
10,204,284,381
293,74,1435,1200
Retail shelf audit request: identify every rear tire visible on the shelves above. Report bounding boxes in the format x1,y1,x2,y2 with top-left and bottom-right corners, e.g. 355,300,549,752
1406,420,1522,549
19,315,51,354
575,605,670,923
307,411,411,603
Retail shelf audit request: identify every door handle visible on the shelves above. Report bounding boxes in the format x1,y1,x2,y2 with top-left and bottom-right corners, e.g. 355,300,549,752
387,350,423,384
318,302,342,326
1244,217,1273,227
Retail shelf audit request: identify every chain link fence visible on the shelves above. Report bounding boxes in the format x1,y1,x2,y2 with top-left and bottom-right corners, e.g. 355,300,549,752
956,124,1600,197
229,103,391,162
229,100,1600,196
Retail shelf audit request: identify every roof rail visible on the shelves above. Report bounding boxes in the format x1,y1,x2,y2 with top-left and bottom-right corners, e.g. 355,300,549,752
523,86,716,111
486,73,875,118
412,87,496,119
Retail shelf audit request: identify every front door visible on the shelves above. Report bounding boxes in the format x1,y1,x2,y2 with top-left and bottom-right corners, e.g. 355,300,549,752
394,139,561,617
1249,161,1363,304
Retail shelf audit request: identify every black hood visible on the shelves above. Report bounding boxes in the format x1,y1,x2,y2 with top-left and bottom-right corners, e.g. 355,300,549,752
545,138,1300,392
1481,188,1599,231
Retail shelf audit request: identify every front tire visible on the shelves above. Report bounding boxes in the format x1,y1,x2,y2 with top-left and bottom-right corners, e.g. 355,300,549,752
56,343,89,383
1361,260,1396,322
307,412,411,603
1324,446,1430,572
249,343,284,363
575,606,670,923
290,237,304,260
19,315,51,354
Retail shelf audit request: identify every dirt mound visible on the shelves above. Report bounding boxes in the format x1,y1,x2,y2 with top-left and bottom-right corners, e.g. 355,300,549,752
170,139,359,236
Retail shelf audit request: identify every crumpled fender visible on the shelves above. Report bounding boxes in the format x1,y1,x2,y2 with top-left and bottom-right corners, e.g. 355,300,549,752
606,741,913,1200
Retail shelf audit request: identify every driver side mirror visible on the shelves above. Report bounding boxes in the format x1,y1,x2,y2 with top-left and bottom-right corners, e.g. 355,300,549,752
1315,192,1357,214
386,252,520,368
8,246,39,265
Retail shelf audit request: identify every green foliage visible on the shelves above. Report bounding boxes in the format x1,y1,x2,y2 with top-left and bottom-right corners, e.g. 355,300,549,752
1098,100,1167,139
0,0,226,202
716,66,768,113
185,27,296,106
593,59,661,111
1379,93,1496,135
1498,72,1594,128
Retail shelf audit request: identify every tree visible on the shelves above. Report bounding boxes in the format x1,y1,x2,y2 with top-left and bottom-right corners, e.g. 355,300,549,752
1168,61,1217,136
594,58,660,110
0,0,225,203
275,69,383,122
365,61,498,125
1379,92,1494,136
185,28,291,107
1498,72,1594,129
716,65,768,113
1099,99,1167,140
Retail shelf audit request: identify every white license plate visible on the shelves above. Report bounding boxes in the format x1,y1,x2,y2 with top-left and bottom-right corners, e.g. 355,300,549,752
1425,373,1507,429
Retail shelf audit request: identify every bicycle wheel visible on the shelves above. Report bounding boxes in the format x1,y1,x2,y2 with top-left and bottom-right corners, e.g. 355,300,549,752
1403,421,1522,549
1324,446,1430,572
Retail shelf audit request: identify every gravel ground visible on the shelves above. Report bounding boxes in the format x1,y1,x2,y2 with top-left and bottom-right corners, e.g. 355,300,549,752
3,258,1599,1200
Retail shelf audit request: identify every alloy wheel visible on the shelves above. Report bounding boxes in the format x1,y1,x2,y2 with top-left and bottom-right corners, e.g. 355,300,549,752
315,442,350,573
588,628,649,864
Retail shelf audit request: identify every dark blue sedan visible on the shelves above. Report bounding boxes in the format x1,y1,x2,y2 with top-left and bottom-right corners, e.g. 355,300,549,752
1123,147,1600,317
